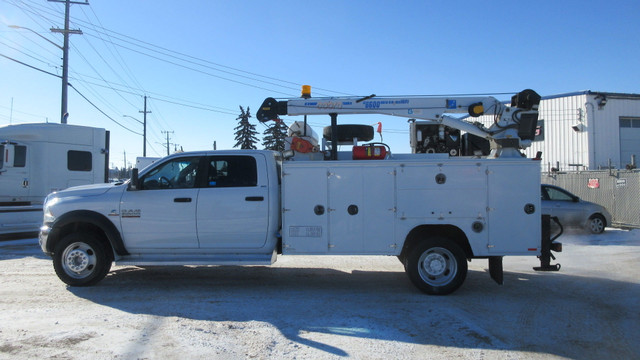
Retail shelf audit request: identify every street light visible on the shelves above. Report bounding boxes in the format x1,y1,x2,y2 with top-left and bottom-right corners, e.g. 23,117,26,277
123,115,147,157
8,25,63,50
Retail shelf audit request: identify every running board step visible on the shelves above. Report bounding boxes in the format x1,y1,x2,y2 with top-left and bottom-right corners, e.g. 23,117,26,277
115,251,277,266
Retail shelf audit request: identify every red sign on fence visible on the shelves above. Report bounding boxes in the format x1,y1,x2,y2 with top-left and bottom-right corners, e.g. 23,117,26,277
587,178,600,189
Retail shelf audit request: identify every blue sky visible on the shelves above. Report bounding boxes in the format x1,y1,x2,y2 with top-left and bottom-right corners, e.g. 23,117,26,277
1,0,639,168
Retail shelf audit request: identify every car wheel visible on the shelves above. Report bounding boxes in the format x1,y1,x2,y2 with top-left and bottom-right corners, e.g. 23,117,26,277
404,237,468,295
587,214,606,234
53,232,113,286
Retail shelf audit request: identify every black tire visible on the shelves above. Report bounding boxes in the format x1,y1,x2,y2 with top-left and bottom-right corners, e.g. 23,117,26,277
587,214,606,234
323,124,374,142
405,237,468,295
52,232,113,286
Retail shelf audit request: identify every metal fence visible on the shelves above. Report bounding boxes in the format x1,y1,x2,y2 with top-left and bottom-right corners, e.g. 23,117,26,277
542,169,640,229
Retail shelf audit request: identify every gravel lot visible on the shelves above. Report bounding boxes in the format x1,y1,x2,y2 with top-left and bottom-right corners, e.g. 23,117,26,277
1,230,638,359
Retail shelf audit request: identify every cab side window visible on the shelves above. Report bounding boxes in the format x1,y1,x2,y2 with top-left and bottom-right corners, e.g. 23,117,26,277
207,156,257,187
141,157,200,190
67,150,91,171
0,145,27,168
546,187,573,201
14,146,27,167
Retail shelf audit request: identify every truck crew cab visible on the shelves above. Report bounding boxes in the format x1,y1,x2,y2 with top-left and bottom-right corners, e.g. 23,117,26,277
40,88,560,295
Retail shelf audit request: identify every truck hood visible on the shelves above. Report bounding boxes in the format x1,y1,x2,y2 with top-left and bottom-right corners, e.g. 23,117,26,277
50,182,122,198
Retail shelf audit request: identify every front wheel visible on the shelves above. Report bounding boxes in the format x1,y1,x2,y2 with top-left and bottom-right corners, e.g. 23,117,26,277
53,232,112,286
405,237,468,295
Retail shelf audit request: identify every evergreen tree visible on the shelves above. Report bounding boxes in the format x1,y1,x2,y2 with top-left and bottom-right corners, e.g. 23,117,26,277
233,106,259,150
262,118,288,151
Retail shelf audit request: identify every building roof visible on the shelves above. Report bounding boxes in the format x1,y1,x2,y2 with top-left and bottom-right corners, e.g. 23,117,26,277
543,91,640,101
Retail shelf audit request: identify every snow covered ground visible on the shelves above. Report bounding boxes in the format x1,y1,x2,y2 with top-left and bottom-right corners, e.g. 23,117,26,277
1,229,638,359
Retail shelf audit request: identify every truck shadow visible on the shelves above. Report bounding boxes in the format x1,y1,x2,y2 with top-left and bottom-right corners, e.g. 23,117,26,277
68,263,639,358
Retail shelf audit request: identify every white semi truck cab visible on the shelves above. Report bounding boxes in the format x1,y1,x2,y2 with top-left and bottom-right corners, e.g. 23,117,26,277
1,123,108,236
39,89,561,295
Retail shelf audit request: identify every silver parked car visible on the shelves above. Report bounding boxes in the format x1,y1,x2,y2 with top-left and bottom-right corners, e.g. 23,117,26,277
541,184,612,234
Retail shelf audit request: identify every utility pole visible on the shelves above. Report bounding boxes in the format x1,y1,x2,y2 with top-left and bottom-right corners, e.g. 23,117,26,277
139,96,151,156
161,131,174,156
49,0,88,124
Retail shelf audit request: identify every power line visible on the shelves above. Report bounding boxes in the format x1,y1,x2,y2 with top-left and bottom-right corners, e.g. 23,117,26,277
0,39,57,67
70,41,139,109
82,32,298,97
10,0,354,98
68,83,142,135
65,74,238,114
1,51,144,135
6,1,261,113
69,17,352,96
150,97,236,115
82,5,148,95
0,52,61,78
1,29,60,59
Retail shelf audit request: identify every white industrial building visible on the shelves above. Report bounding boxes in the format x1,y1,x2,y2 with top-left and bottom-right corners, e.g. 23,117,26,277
476,91,640,171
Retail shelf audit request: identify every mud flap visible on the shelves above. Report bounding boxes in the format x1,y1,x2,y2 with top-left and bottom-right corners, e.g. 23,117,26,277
489,256,503,285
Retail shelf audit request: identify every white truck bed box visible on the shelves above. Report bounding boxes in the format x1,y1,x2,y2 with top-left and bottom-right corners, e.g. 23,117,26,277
282,157,541,257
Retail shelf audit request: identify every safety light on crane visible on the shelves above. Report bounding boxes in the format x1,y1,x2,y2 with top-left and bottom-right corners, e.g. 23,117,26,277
468,102,484,117
301,85,312,99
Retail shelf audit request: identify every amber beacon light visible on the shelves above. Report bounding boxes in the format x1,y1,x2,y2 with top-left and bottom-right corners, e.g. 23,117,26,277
301,85,312,99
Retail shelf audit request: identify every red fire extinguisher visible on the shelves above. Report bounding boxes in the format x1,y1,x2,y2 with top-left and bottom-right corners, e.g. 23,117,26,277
352,143,389,160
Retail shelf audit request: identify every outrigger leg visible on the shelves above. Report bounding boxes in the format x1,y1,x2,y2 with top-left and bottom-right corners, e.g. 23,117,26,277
534,214,562,271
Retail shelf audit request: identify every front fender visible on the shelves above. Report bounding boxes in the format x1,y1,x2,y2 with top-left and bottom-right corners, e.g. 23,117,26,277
46,210,129,256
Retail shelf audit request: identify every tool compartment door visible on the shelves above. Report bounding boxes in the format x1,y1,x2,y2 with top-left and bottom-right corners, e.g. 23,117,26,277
282,165,328,253
328,165,396,253
486,162,541,254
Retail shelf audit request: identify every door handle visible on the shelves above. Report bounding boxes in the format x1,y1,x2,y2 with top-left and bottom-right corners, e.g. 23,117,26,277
245,196,264,202
174,197,192,203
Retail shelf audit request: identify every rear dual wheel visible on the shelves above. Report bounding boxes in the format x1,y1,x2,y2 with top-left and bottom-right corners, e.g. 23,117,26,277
405,237,468,295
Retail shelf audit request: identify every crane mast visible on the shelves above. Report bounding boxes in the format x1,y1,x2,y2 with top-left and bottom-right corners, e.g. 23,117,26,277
257,88,541,159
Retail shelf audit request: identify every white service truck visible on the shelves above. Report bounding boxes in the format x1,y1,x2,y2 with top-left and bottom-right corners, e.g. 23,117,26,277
1,123,109,236
39,89,561,295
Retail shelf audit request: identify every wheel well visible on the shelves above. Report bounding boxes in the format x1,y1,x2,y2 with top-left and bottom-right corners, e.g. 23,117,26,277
46,210,126,256
400,225,473,262
54,222,114,260
590,213,607,226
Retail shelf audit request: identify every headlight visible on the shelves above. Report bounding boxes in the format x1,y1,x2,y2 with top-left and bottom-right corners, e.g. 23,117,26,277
43,207,56,224
43,196,60,224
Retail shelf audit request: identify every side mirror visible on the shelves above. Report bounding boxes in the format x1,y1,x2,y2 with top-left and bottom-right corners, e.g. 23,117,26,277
129,168,139,191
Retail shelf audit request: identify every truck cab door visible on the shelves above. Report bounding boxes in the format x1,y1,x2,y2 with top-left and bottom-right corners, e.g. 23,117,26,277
196,154,269,249
119,156,202,250
0,144,30,202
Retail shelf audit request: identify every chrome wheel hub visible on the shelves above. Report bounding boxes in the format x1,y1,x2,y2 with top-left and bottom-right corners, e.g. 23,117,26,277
417,247,458,286
66,249,90,272
424,253,447,276
61,242,97,278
